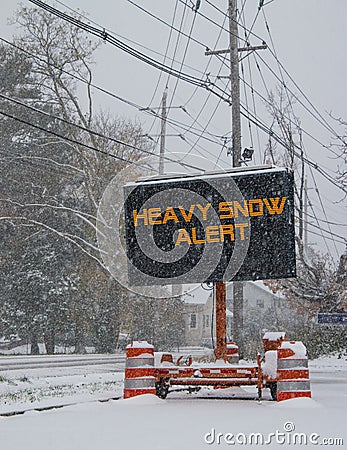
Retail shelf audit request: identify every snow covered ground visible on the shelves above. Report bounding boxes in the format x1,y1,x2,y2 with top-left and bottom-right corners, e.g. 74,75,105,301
1,353,346,449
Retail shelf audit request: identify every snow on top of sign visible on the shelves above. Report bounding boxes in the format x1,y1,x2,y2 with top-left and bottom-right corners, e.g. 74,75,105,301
126,165,287,187
263,331,286,341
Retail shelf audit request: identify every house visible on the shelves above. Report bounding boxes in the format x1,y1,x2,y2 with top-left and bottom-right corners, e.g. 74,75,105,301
181,284,232,347
182,281,288,347
241,281,285,310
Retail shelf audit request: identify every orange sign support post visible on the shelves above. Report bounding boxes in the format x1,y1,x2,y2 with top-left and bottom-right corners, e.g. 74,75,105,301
214,281,228,361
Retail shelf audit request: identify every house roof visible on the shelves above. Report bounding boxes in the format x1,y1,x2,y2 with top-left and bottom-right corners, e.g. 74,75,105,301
182,280,284,306
250,280,285,299
181,284,212,305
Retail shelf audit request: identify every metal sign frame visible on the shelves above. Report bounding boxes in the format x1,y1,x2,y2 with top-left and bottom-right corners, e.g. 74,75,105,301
123,166,296,286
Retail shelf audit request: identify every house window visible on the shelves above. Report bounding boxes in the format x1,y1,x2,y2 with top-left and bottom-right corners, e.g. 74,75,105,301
189,313,197,329
203,314,210,329
256,298,264,308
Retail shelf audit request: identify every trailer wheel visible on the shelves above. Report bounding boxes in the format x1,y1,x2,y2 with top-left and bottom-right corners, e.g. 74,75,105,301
155,380,169,399
268,382,277,401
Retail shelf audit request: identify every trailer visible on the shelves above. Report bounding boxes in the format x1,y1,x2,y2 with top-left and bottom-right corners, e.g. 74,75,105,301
154,353,264,400
149,332,311,402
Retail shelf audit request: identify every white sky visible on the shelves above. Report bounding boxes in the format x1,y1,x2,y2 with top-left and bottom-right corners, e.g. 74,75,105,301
0,0,346,262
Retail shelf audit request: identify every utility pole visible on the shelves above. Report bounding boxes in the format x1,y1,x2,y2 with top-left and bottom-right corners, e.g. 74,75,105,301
229,0,241,170
229,0,244,358
207,2,266,360
215,0,244,360
159,87,168,175
304,177,308,253
158,87,182,298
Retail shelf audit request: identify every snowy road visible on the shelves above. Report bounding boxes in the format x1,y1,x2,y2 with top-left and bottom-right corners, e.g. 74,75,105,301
0,354,346,449
0,354,126,374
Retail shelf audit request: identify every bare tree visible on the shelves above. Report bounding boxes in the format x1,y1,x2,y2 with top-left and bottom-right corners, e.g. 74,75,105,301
329,115,347,198
0,5,152,353
264,87,346,328
265,87,306,241
3,5,153,264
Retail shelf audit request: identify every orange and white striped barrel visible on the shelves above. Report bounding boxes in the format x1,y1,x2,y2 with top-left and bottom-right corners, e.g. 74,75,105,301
123,341,156,399
226,342,239,364
276,341,311,402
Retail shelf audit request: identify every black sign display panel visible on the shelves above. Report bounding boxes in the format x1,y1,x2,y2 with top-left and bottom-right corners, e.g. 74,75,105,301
123,167,296,286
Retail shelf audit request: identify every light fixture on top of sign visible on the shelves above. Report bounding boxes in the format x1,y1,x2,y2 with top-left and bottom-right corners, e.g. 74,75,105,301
226,147,254,165
242,148,254,161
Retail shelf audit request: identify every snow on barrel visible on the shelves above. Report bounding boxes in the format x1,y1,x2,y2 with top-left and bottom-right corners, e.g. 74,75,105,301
123,341,156,399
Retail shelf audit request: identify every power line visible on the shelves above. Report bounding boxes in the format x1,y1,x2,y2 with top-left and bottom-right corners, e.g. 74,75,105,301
256,9,344,254
178,29,231,156
127,0,345,168
232,7,347,156
181,6,228,125
0,37,227,148
27,0,211,89
303,210,347,228
258,11,346,148
309,164,341,257
14,0,245,162
239,66,342,160
0,109,130,163
213,59,346,191
4,100,343,249
146,0,181,137
237,100,346,192
180,59,231,164
53,0,206,78
237,82,345,191
28,0,241,116
178,0,233,42
303,227,345,246
4,0,344,261
147,0,180,108
0,95,205,173
7,95,343,245
19,1,347,194
197,41,345,187
204,0,266,45
297,215,346,243
126,0,209,49
2,98,344,249
306,199,344,250
168,2,197,110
